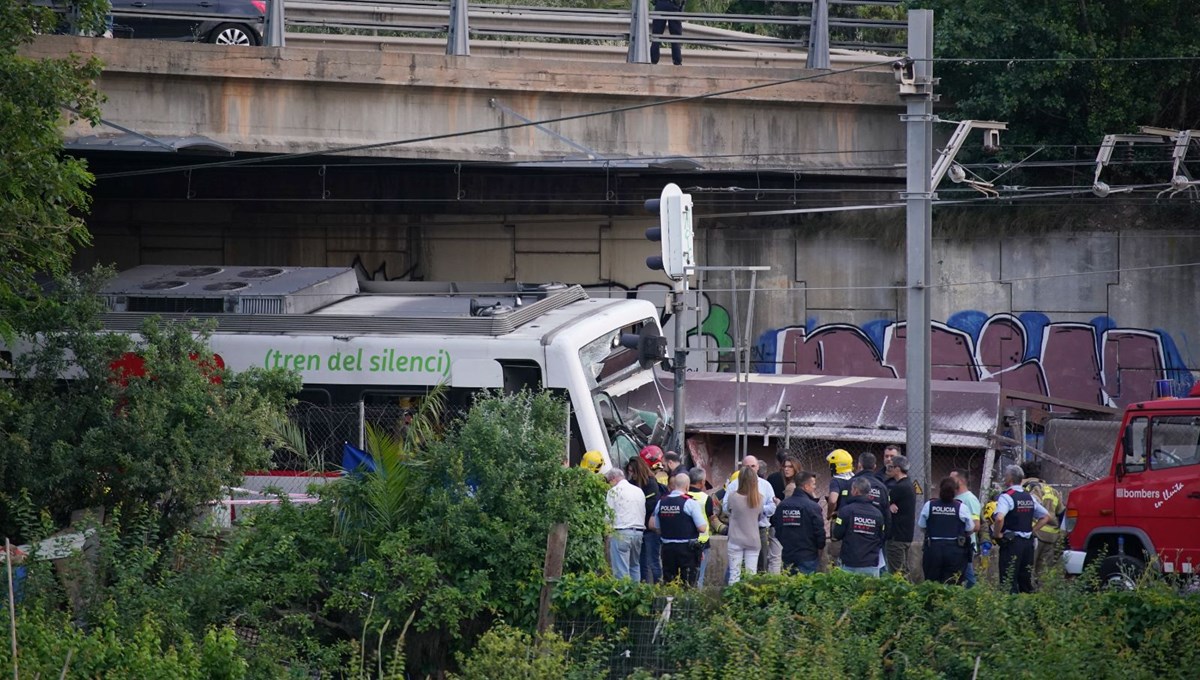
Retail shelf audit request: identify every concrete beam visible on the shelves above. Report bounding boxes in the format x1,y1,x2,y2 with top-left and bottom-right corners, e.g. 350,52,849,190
28,36,904,173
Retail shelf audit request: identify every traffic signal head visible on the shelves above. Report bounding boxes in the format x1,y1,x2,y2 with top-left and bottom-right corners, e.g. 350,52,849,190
619,324,668,370
644,183,694,280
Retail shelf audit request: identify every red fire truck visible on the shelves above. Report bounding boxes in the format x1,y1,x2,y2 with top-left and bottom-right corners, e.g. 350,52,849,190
1063,385,1200,587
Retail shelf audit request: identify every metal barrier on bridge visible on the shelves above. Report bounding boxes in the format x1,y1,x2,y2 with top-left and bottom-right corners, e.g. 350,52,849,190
84,0,904,68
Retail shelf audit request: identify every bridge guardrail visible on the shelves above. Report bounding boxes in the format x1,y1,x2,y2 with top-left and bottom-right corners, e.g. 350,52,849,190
68,0,905,68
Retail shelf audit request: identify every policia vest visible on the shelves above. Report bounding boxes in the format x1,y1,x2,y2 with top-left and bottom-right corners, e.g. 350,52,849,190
925,500,966,541
1002,488,1035,535
658,494,699,541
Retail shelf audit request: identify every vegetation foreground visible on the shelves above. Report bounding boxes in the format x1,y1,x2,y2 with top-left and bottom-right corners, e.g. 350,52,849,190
0,351,1196,677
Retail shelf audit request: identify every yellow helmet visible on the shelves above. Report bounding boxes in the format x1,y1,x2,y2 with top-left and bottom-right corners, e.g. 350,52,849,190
728,470,740,484
581,450,604,474
982,500,998,522
826,448,853,474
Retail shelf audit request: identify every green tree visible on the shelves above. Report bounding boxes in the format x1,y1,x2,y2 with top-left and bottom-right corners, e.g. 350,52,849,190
0,0,108,338
908,0,1200,154
0,271,300,536
208,391,609,676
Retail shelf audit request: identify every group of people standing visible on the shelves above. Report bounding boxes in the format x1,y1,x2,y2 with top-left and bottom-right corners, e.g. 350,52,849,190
592,443,1063,593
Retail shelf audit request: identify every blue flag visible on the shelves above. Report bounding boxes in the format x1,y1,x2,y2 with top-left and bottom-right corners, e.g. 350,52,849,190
341,442,377,474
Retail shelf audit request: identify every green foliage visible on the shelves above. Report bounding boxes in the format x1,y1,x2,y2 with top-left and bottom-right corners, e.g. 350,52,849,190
908,0,1200,157
334,386,444,547
553,572,684,626
655,571,1200,678
451,624,601,680
325,391,608,670
0,607,247,679
0,0,108,338
0,271,300,535
188,391,610,675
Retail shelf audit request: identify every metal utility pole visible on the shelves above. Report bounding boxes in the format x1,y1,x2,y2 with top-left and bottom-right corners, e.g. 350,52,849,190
672,287,687,454
901,10,934,496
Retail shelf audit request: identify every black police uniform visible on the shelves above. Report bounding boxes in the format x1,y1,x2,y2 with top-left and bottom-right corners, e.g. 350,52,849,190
921,499,971,584
832,496,886,569
853,470,892,538
650,0,684,65
656,493,701,586
774,491,826,573
998,488,1038,594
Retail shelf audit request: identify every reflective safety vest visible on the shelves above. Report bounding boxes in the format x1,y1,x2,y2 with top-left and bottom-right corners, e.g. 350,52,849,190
687,490,711,542
1023,478,1063,540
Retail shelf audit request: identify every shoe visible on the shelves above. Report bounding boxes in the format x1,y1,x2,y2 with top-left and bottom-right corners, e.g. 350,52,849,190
102,29,113,38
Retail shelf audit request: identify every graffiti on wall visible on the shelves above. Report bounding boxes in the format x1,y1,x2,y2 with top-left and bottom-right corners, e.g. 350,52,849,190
755,312,1194,409
584,282,735,371
350,255,417,282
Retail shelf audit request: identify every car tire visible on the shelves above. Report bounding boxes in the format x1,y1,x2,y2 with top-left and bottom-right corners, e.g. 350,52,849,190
1097,554,1144,590
207,23,259,46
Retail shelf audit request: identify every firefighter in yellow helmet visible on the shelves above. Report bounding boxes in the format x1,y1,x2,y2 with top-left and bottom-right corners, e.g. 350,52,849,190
825,449,854,517
824,449,855,568
580,450,605,474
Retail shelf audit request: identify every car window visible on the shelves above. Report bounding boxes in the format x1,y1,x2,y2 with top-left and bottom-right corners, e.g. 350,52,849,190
1148,415,1200,471
1124,417,1147,472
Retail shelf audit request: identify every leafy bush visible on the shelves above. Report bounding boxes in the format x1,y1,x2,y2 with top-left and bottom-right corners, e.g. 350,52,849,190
548,570,1200,678
0,608,247,679
450,624,599,680
0,272,299,536
659,572,1200,678
194,391,610,676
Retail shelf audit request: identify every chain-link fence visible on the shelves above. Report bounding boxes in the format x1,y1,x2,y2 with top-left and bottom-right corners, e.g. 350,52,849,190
281,401,470,472
558,595,702,679
1041,417,1122,484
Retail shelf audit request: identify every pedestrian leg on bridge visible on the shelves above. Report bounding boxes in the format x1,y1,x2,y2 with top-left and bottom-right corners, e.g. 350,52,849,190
649,0,684,66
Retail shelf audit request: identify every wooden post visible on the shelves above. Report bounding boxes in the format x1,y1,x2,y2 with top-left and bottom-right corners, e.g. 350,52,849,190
536,523,568,635
6,538,17,680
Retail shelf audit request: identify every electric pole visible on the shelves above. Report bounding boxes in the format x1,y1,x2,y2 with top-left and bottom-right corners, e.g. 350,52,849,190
901,10,934,497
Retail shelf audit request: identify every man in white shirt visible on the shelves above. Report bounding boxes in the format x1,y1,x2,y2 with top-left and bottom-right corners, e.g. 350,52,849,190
605,468,646,581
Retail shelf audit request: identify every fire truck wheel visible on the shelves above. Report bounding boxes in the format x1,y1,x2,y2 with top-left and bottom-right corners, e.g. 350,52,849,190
1097,554,1144,590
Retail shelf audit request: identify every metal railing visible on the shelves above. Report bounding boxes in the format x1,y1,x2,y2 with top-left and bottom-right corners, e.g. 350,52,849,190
80,0,904,68
278,0,906,66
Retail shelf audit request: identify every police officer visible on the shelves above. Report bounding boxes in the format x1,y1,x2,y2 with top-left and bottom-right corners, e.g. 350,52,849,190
853,452,892,526
918,477,975,584
832,477,886,577
852,452,891,572
774,471,826,574
649,472,709,586
993,464,1051,594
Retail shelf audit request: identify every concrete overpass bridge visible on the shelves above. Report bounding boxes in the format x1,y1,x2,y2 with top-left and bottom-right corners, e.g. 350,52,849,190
26,34,915,349
30,35,904,172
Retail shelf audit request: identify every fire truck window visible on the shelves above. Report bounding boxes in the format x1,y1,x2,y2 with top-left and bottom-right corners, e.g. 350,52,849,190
1123,417,1147,473
1148,416,1200,471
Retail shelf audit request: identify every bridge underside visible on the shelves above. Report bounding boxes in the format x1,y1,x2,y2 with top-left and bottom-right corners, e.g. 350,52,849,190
76,148,902,282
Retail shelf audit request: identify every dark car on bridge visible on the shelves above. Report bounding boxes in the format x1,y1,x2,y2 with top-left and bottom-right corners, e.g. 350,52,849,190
111,0,264,46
